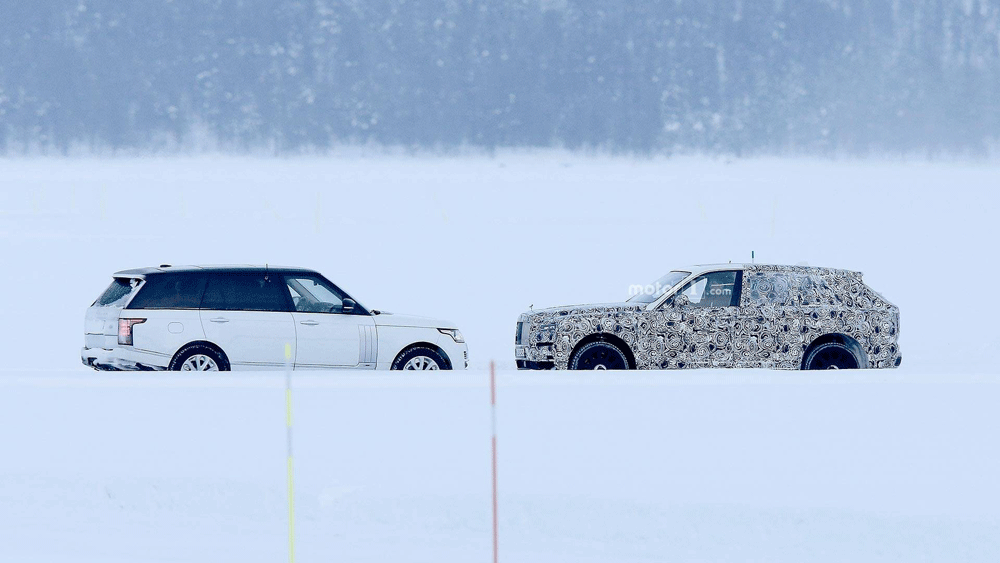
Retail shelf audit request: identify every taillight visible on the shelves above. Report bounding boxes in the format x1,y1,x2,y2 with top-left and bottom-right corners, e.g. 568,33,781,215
118,318,146,345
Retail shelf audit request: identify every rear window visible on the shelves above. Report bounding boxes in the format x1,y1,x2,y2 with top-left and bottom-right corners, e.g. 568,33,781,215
94,278,140,307
127,274,208,310
201,273,291,312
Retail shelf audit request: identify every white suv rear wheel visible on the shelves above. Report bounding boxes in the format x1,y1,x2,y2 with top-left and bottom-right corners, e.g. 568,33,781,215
181,354,220,371
170,344,229,371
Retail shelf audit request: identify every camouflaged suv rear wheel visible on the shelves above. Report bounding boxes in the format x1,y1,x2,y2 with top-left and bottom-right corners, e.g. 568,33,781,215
803,342,860,370
570,341,630,370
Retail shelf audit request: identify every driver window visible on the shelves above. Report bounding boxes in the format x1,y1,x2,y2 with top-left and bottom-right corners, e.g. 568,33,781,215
680,277,708,304
677,270,738,308
285,276,345,313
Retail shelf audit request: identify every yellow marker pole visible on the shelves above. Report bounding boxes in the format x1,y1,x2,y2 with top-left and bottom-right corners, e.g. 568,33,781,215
284,343,296,563
490,360,499,563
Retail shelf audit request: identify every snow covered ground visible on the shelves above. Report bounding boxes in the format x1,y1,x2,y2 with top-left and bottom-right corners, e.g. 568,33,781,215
1,370,999,562
1,153,999,561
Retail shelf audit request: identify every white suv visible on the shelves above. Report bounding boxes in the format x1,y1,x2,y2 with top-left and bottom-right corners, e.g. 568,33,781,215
82,265,468,371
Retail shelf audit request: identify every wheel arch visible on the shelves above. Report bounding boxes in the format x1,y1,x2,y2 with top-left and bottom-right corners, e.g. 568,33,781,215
569,333,636,369
169,340,231,371
801,333,868,370
392,342,452,370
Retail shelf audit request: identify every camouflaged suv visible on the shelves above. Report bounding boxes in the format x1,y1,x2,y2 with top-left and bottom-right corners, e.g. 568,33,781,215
515,264,901,371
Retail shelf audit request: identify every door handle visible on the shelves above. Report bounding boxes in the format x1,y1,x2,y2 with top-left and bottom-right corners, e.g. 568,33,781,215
300,320,320,326
209,317,229,323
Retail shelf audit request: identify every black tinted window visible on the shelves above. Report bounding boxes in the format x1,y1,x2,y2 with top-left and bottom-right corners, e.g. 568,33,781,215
201,273,291,312
127,274,207,309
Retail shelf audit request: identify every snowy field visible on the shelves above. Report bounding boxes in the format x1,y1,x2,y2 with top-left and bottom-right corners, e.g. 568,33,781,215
1,153,1000,561
1,371,999,562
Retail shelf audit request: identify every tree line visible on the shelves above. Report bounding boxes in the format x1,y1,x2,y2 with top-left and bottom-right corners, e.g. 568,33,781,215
1,0,997,155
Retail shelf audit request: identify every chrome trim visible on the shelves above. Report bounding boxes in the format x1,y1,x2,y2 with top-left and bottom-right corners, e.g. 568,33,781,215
359,325,378,364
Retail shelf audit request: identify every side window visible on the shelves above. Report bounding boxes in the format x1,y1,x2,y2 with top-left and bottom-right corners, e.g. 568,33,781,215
680,277,708,304
127,275,207,309
793,274,826,306
285,276,346,313
745,272,793,306
201,273,291,312
677,270,739,308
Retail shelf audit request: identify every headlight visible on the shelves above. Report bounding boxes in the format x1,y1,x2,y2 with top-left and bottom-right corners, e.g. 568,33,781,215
537,322,558,342
438,328,465,343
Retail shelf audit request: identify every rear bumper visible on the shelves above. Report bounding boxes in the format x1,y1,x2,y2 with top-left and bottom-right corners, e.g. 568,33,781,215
81,346,168,371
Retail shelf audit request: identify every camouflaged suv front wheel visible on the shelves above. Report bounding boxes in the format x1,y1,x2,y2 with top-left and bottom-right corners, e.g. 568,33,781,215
569,341,630,370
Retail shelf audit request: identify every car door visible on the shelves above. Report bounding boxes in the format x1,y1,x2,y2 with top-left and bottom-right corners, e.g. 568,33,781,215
283,275,376,369
736,269,798,367
200,272,297,370
673,270,741,368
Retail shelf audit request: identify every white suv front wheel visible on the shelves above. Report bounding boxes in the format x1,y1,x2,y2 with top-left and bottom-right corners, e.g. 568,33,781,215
392,347,448,370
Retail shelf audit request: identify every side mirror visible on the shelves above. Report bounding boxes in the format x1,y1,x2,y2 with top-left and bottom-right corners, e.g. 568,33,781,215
675,294,690,307
342,298,356,314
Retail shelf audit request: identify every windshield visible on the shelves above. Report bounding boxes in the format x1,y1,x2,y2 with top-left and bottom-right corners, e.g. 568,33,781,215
627,271,691,304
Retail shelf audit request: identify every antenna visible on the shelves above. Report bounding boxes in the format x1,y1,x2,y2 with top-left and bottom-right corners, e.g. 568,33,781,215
751,251,755,264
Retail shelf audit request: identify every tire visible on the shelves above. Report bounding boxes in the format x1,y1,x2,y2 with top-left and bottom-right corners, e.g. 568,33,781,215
169,344,230,372
391,346,449,371
803,341,859,370
570,341,630,370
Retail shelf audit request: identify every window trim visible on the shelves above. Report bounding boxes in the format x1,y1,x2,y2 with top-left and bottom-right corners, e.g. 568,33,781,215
731,270,744,307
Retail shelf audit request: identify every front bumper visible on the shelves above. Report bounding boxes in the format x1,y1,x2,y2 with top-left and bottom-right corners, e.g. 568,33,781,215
514,344,555,370
437,338,469,370
81,346,167,371
516,360,555,370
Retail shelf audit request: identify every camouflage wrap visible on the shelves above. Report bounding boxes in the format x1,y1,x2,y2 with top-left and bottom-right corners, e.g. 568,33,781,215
515,265,900,370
